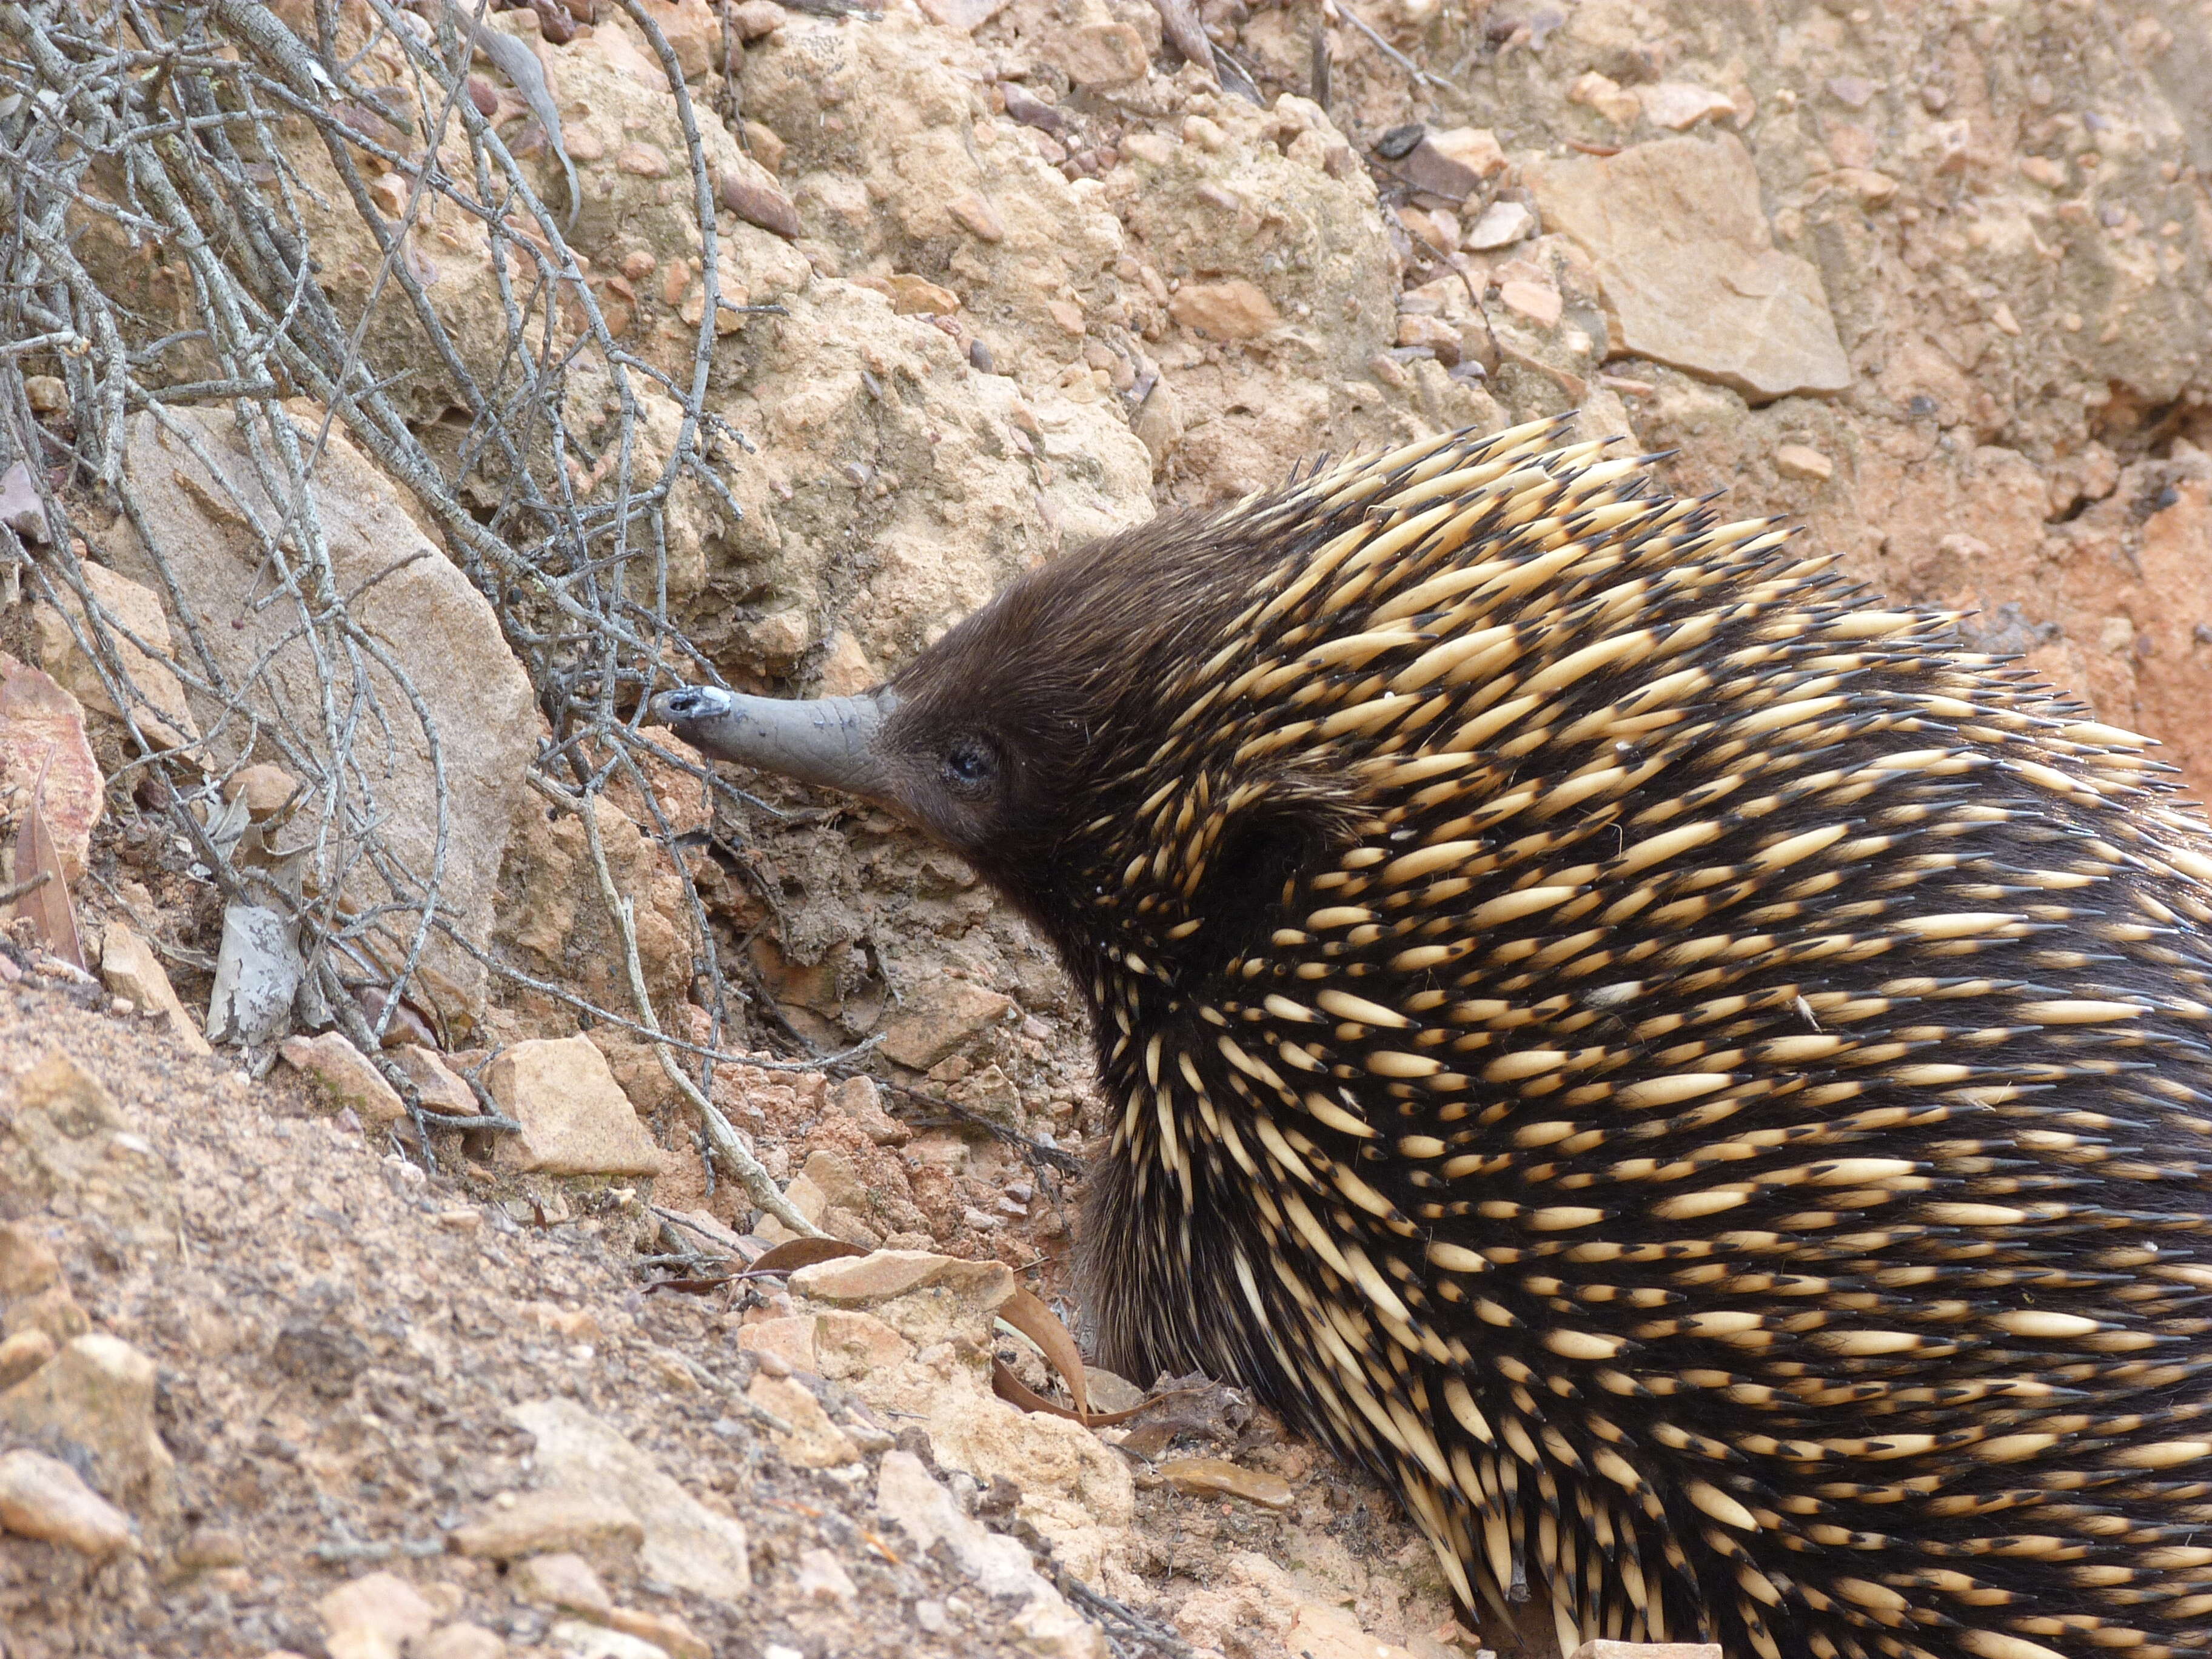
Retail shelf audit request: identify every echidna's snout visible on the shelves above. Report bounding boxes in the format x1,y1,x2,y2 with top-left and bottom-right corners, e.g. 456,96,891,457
652,683,903,802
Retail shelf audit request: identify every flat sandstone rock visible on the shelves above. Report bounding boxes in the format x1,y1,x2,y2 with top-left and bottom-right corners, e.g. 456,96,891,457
1527,134,1851,401
486,1037,667,1177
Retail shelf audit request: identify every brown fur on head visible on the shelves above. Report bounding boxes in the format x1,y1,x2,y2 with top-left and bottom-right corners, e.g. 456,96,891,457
869,497,1373,971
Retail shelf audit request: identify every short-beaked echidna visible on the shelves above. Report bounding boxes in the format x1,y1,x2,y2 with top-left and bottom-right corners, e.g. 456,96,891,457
659,418,2212,1659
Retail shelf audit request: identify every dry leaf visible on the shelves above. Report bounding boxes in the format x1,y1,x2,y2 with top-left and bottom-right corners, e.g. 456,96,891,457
10,770,83,969
0,653,102,882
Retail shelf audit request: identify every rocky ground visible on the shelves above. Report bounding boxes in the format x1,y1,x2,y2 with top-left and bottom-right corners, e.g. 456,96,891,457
2,0,2210,1654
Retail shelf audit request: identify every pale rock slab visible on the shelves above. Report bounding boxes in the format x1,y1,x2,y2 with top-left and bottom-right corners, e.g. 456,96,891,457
4,1050,180,1259
870,1458,1108,1658
487,1037,668,1176
318,1571,437,1659
791,1251,1132,1581
0,654,101,883
1527,135,1852,400
876,979,1014,1070
449,1490,645,1566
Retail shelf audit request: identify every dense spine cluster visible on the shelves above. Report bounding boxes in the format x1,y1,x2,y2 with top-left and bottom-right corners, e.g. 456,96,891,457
1053,420,2212,1659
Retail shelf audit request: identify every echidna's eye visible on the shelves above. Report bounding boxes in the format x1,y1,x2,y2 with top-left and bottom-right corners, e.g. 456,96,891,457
941,736,1000,793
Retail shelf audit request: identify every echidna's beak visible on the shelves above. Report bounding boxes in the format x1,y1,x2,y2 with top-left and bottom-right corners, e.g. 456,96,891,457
652,684,901,800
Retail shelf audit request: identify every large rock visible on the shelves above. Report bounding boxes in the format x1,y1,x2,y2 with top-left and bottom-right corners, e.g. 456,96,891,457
1527,134,1852,401
102,407,535,1017
486,1037,668,1176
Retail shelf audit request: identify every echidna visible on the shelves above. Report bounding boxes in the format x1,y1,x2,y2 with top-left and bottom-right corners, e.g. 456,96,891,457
660,418,2212,1659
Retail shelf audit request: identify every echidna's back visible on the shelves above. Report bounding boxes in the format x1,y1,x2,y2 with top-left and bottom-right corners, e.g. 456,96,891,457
1056,420,2212,1659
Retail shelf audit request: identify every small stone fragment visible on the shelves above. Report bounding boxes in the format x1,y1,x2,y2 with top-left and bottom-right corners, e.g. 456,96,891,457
1527,135,1852,398
392,1045,478,1115
0,654,102,885
1395,313,1462,364
948,193,1006,243
1835,167,1897,205
487,1037,668,1176
877,979,1014,1068
1498,280,1563,328
175,1523,247,1569
0,1328,57,1390
96,925,209,1057
0,1221,61,1299
516,1552,614,1617
729,0,784,38
1391,139,1480,203
1774,443,1835,483
719,175,802,240
548,1621,672,1659
1463,199,1535,250
35,562,201,751
605,1607,709,1659
317,1570,437,1659
1160,1456,1296,1510
1002,82,1063,132
1424,126,1506,179
0,1332,176,1517
1638,82,1738,130
749,1373,861,1468
794,1544,859,1606
280,1033,405,1126
880,274,960,315
738,1314,819,1373
1823,75,1876,109
1055,21,1148,87
1568,70,1641,127
0,1447,135,1556
1285,1603,1419,1659
224,763,300,819
829,1074,909,1145
1167,280,1281,341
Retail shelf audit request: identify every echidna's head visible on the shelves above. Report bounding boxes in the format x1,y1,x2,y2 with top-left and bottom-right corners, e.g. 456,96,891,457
657,494,1362,979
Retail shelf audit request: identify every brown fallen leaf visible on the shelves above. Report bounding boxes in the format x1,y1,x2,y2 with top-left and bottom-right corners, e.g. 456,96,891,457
10,748,85,970
0,653,102,883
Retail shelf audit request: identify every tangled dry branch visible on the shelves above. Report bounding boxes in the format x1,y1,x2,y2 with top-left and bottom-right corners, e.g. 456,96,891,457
0,0,826,1230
